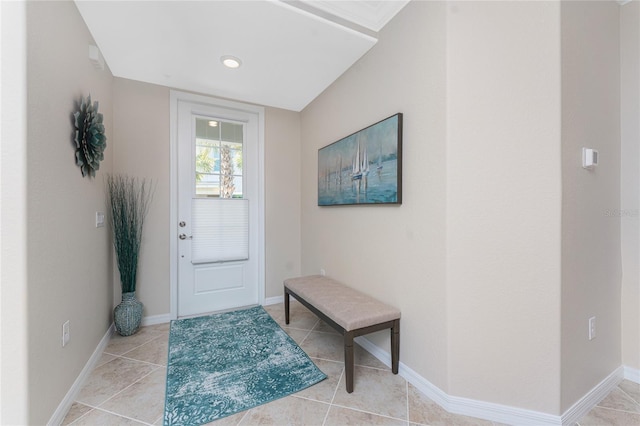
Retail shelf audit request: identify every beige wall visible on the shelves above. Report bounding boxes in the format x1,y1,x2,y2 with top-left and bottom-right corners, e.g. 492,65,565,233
265,108,302,297
621,0,640,372
25,1,114,423
301,0,449,391
301,0,564,412
560,1,622,412
113,78,170,316
301,0,624,415
446,1,562,412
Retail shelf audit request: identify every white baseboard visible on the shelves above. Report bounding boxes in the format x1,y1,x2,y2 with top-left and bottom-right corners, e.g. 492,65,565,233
139,301,291,324
561,366,623,425
151,297,288,323
263,295,284,306
624,366,640,384
355,336,625,426
47,323,115,426
264,293,305,306
141,313,171,326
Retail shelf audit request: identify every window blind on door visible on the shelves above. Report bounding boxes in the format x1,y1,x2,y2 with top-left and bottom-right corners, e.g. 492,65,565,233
191,198,249,264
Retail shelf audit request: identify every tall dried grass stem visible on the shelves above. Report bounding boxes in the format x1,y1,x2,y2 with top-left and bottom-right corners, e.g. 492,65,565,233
106,174,154,293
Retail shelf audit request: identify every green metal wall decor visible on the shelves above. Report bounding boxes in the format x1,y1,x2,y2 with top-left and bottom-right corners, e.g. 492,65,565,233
73,95,106,177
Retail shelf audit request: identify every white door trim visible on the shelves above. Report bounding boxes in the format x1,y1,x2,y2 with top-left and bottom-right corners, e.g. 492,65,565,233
169,90,265,320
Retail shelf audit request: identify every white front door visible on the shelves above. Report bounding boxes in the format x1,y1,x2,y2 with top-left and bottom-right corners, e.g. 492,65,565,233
175,98,262,317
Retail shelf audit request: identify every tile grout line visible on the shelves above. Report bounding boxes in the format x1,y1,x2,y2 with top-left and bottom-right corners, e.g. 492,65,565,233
118,354,167,369
291,394,332,405
66,406,95,426
103,331,166,358
616,385,640,408
308,355,344,364
353,362,394,372
298,327,315,344
81,365,162,419
591,405,640,416
283,322,324,334
151,412,164,425
406,380,410,426
88,353,165,391
309,356,342,366
80,406,153,425
236,408,250,425
296,345,392,372
328,402,410,424
323,367,344,426
67,405,151,426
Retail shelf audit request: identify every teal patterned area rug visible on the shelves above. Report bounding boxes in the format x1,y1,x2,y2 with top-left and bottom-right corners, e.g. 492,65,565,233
163,306,326,425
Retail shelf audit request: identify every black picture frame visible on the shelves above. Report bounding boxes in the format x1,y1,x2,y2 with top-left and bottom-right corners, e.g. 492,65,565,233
318,113,402,206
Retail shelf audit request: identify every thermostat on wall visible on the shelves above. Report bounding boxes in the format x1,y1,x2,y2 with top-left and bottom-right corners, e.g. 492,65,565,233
582,148,598,169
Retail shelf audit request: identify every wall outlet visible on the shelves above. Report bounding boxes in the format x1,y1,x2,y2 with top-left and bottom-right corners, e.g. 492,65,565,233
588,316,596,340
320,268,326,276
62,320,70,347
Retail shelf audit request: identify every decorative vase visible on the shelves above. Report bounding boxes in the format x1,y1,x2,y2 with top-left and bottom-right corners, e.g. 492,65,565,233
114,292,143,336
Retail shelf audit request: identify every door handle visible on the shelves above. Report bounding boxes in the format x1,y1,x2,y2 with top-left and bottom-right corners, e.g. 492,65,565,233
179,234,192,240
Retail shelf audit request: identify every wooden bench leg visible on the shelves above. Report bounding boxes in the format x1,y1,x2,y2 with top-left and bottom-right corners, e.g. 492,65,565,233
391,319,400,374
284,290,290,325
345,331,355,393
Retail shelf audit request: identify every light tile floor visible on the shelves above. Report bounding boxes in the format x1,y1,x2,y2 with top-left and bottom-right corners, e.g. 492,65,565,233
62,302,640,425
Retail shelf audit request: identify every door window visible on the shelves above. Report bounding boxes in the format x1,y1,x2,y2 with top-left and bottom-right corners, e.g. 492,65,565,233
194,118,244,198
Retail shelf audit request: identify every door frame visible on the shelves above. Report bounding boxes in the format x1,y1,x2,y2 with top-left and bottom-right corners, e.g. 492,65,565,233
169,90,265,320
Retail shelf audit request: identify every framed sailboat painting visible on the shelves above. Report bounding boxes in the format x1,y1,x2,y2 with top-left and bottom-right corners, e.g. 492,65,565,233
318,113,402,206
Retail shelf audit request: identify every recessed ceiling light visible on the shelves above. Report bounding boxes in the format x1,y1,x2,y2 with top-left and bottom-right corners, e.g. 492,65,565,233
208,120,218,127
221,55,242,69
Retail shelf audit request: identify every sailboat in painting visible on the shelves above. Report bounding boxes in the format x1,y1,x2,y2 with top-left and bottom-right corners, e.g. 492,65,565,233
351,138,369,180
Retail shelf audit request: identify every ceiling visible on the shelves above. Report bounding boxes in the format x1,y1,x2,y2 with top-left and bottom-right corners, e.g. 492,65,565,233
74,0,410,112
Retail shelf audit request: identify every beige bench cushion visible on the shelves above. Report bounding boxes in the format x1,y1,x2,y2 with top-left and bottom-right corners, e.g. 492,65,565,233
284,275,401,331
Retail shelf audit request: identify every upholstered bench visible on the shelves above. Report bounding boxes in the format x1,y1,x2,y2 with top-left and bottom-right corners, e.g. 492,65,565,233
283,275,400,393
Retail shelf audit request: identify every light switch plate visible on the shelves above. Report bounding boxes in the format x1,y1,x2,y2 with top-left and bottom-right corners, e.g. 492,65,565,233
582,148,599,169
96,211,105,228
